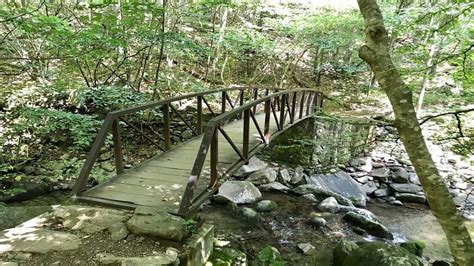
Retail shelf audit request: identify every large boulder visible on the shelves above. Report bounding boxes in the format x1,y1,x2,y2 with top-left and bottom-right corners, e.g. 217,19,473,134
126,207,189,241
246,168,277,185
53,205,130,234
0,228,80,254
215,181,262,204
293,184,354,207
305,171,366,207
342,242,423,266
343,212,393,239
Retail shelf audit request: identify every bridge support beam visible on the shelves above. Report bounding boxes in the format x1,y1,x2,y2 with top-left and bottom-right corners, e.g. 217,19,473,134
243,109,250,158
163,103,171,150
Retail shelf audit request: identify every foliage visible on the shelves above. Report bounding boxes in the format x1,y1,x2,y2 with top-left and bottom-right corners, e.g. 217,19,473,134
78,86,148,114
256,246,286,266
1,108,100,161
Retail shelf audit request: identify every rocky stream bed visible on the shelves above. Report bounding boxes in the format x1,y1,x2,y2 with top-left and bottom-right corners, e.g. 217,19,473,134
1,117,473,265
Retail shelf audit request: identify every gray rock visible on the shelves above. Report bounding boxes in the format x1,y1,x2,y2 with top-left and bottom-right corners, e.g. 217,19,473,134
355,176,369,184
301,193,319,203
240,207,260,220
278,169,291,184
337,206,381,222
373,188,390,198
0,229,80,254
53,205,130,234
233,157,268,178
318,197,340,213
343,212,393,239
259,182,290,193
294,184,354,207
96,252,178,265
395,193,427,204
215,181,262,204
343,242,423,266
126,207,189,241
290,167,305,185
369,167,390,182
349,158,360,167
333,240,359,266
454,181,468,190
309,215,327,227
392,168,409,183
361,181,377,195
408,173,420,185
297,243,315,254
108,223,129,241
247,168,277,185
255,200,278,212
390,183,423,194
305,171,366,207
372,162,384,168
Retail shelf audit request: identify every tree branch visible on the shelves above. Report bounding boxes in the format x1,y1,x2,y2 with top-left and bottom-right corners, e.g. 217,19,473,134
419,108,474,125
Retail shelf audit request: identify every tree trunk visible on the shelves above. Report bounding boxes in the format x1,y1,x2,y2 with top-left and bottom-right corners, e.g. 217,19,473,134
356,1,474,265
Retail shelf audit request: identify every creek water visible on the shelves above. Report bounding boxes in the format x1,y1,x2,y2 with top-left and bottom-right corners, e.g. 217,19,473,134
200,192,467,265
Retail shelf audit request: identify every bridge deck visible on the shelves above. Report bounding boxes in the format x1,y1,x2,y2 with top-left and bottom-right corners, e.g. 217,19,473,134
81,113,285,211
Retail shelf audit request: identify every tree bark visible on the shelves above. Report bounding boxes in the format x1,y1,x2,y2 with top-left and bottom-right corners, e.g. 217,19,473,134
356,1,474,265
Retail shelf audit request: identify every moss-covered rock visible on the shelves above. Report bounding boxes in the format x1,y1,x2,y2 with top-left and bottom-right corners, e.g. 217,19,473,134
342,242,423,266
400,240,426,256
333,240,359,266
208,248,247,266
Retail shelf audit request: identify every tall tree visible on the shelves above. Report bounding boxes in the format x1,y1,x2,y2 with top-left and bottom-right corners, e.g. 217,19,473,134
356,0,474,265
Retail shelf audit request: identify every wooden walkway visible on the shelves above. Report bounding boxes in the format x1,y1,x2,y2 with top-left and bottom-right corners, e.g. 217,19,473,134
81,113,283,211
72,87,323,216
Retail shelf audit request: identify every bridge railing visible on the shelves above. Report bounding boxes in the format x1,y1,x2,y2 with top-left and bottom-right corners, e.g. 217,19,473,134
177,88,324,216
72,86,286,196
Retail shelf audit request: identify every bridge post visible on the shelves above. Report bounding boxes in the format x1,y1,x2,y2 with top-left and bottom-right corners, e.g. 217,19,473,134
264,99,271,144
299,91,305,119
163,103,171,150
243,109,250,158
305,92,313,115
197,96,203,134
279,94,286,130
111,119,125,175
237,89,244,119
221,91,226,114
252,88,258,114
290,92,297,124
210,127,219,187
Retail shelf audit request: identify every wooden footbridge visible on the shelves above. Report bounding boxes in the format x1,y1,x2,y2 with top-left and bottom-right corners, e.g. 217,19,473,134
72,87,323,217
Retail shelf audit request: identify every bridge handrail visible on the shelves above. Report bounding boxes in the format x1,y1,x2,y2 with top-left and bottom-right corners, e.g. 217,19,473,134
72,86,287,196
177,88,324,216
